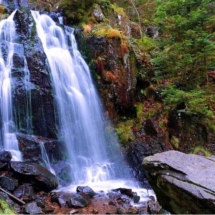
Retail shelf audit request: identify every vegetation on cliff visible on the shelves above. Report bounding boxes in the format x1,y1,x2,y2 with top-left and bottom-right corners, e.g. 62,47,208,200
25,0,215,154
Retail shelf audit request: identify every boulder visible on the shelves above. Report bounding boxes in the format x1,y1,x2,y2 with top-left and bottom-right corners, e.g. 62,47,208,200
14,184,35,202
0,151,12,162
10,161,58,191
23,201,42,214
67,193,91,208
0,175,18,191
76,186,96,198
143,150,215,214
17,133,67,163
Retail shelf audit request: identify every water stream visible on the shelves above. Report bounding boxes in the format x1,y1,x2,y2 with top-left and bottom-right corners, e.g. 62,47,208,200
0,11,22,161
31,11,154,201
32,11,129,183
0,6,153,201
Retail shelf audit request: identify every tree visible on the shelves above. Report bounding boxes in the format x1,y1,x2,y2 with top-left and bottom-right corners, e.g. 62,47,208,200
29,0,61,10
152,0,215,90
151,0,215,125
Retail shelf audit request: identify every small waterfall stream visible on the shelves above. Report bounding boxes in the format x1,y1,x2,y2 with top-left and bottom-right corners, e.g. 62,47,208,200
0,11,22,161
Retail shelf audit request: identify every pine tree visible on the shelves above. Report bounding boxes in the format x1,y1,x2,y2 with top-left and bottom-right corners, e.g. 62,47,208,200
153,0,215,90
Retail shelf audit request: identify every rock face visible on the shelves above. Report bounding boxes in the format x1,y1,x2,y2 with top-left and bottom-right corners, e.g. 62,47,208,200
143,150,215,214
12,8,57,138
11,161,58,191
16,133,71,186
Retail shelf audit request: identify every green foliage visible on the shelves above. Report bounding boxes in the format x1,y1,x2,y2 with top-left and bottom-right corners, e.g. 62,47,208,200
59,0,111,24
59,0,92,23
152,0,215,89
162,85,215,119
136,103,143,120
115,120,135,144
192,146,212,156
135,36,155,51
0,200,15,214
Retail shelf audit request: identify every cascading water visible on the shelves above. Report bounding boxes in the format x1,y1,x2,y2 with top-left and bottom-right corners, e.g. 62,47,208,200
40,142,55,175
31,11,154,201
32,11,128,184
0,11,22,161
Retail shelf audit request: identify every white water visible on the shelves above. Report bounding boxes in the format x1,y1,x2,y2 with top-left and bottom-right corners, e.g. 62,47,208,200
40,142,56,175
32,11,127,183
0,11,22,161
31,11,154,201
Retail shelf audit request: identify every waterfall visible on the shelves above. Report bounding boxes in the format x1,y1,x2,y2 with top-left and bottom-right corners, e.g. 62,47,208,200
32,11,129,184
40,141,55,175
0,11,22,161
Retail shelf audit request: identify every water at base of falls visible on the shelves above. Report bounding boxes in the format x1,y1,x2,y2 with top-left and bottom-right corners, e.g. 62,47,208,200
0,11,22,161
31,11,154,201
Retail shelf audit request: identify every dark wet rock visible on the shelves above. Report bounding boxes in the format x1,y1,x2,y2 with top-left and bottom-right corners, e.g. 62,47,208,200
12,9,57,139
24,201,42,214
16,133,71,186
35,198,45,208
147,200,162,214
112,188,140,203
50,191,73,208
143,150,215,214
76,186,96,198
14,184,35,202
127,138,168,186
0,175,18,191
10,161,58,191
133,192,140,204
17,133,67,163
13,53,25,68
50,192,59,204
68,193,91,208
17,134,43,163
0,151,11,169
143,119,157,137
0,150,12,162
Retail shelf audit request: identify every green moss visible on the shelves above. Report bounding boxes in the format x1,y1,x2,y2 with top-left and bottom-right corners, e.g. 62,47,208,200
93,25,122,38
170,135,179,149
136,103,143,121
192,146,212,157
0,200,16,214
111,3,126,17
136,36,155,51
115,119,134,145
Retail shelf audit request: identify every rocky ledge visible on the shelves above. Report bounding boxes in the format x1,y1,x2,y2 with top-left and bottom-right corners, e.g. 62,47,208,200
143,150,215,214
0,150,165,214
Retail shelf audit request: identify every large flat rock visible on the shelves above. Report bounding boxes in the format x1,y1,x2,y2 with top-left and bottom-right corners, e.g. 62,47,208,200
143,150,215,214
